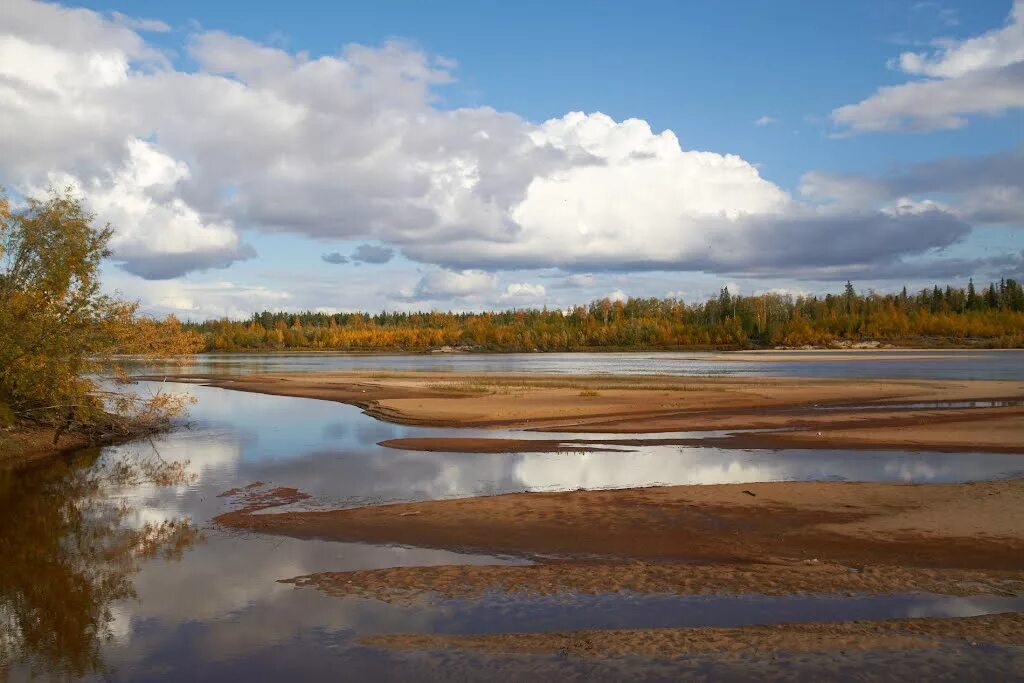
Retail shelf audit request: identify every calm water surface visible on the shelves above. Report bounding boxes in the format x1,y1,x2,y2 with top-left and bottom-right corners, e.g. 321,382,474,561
3,353,1024,680
137,348,1024,380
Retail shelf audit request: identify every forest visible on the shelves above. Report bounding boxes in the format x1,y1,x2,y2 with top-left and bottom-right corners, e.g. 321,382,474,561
188,279,1024,352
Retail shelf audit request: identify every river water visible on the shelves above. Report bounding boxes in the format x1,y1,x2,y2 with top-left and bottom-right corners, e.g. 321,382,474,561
2,351,1023,681
135,349,1024,380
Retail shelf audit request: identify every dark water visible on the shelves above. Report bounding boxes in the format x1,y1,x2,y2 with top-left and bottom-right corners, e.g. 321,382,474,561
2,371,1023,680
134,348,1024,380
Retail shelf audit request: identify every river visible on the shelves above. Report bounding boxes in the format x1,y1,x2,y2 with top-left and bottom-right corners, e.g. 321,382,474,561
2,351,1022,680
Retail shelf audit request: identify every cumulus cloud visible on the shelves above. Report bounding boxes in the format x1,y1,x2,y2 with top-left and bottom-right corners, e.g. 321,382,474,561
400,269,499,301
771,250,1024,283
321,252,348,264
109,277,293,319
754,115,778,126
39,139,255,279
833,1,1024,133
351,243,395,263
0,0,999,284
801,146,1024,224
502,282,546,299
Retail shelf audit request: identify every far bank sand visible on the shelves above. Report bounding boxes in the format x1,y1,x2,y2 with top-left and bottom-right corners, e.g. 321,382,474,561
147,371,1024,452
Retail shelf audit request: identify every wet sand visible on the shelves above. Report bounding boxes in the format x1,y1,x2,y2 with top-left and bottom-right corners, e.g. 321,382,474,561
379,406,1024,454
283,562,1024,603
150,370,1024,452
0,427,94,469
363,612,1024,660
217,479,1024,570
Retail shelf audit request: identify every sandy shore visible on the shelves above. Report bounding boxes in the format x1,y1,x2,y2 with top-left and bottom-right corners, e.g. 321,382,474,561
150,370,1024,452
0,427,92,469
283,561,1024,603
363,612,1024,660
217,479,1024,570
0,424,130,469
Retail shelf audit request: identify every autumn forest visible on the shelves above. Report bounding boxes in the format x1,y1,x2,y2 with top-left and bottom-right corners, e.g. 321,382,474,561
190,279,1024,352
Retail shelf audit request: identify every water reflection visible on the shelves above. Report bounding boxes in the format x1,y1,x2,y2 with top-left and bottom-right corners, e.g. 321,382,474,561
4,377,1022,679
131,349,1024,380
109,382,1024,516
297,591,1024,635
0,452,201,679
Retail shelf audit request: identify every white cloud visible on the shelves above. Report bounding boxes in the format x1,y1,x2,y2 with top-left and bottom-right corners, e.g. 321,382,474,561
607,289,627,302
401,269,499,301
800,146,1024,225
833,1,1024,133
754,115,778,126
105,276,292,319
502,282,546,299
899,2,1023,78
40,139,254,278
0,0,989,285
110,11,171,33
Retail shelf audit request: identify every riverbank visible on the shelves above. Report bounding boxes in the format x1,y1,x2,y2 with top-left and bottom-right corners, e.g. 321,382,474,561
0,425,98,469
0,417,168,470
147,371,1024,452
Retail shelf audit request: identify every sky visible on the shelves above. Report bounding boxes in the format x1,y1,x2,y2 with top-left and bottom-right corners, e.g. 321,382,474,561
1,0,1022,319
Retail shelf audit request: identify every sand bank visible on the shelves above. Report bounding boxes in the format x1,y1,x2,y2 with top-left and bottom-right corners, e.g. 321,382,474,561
216,479,1024,570
283,562,1024,603
362,612,1024,660
148,371,1024,451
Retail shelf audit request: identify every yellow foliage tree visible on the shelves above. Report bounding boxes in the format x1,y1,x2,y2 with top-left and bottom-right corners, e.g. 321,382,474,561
0,188,203,436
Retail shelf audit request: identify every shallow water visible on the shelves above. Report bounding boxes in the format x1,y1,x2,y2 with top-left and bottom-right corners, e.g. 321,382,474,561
106,383,1024,517
2,370,1023,681
134,348,1024,380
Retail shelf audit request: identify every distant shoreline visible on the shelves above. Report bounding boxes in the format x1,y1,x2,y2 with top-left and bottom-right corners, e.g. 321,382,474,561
130,344,1024,360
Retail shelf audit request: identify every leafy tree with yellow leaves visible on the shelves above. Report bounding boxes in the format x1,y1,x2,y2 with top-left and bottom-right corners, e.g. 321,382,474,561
0,188,203,439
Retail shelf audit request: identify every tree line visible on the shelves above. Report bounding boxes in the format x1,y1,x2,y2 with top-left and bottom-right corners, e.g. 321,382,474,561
188,278,1024,352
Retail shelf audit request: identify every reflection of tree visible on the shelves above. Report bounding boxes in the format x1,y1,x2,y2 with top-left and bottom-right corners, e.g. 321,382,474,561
0,450,201,678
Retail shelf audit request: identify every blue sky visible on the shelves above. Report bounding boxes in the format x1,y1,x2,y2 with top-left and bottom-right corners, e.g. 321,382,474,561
2,0,1022,317
81,1,1018,182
